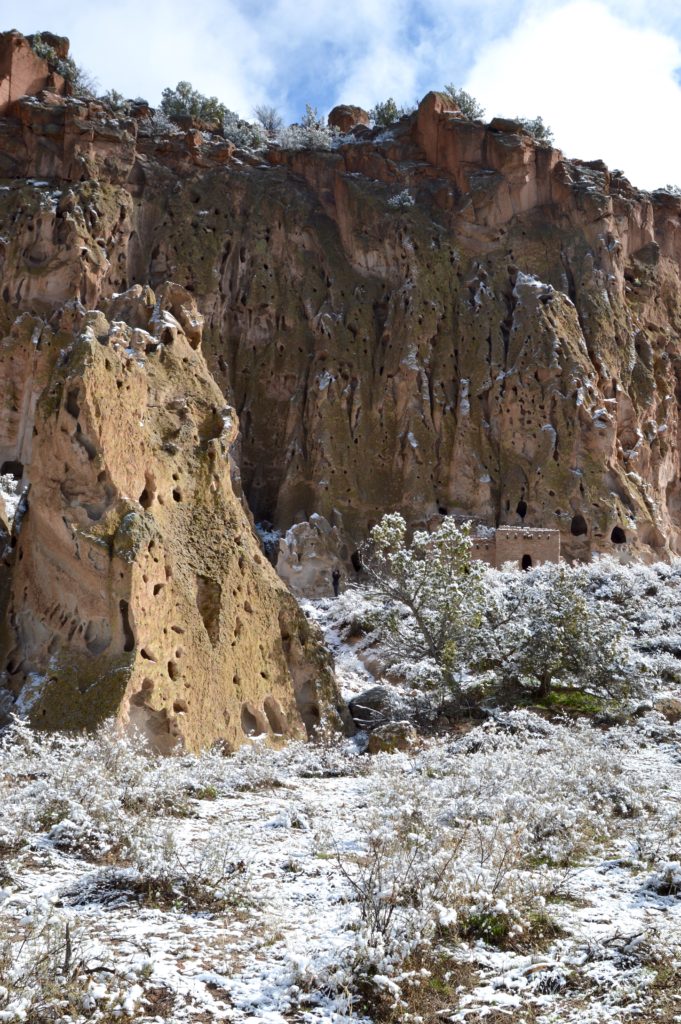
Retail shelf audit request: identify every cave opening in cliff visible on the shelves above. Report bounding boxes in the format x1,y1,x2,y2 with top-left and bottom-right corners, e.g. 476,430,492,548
119,600,135,653
350,550,363,573
571,513,588,536
0,460,23,480
521,554,533,570
611,526,627,544
516,499,527,519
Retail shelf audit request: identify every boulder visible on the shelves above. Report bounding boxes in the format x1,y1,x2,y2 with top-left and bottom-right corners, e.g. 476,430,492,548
654,698,681,724
276,515,349,598
367,720,419,754
488,116,529,135
348,685,409,729
0,30,67,116
328,105,369,133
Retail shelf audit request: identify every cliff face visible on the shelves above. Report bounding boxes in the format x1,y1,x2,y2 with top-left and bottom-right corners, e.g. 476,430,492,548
0,284,343,750
0,35,349,749
1,38,681,736
3,81,677,563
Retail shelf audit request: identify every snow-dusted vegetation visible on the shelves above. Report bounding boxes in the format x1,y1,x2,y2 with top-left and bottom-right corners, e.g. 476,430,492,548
4,522,681,1022
341,514,681,708
2,706,681,1022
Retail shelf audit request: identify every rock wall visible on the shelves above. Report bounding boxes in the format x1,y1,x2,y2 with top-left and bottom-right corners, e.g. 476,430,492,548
0,276,346,749
1,44,681,614
0,31,66,116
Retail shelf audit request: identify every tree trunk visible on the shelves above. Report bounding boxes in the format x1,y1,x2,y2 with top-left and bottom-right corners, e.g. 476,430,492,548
537,675,552,699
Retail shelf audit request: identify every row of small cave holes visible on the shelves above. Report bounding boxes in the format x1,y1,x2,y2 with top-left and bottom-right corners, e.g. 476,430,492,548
514,500,626,543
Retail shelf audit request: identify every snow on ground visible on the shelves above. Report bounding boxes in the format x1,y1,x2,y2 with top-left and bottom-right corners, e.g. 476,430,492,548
0,473,24,526
3,600,681,1022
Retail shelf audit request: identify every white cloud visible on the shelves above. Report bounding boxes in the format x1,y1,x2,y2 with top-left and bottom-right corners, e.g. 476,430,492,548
465,0,681,189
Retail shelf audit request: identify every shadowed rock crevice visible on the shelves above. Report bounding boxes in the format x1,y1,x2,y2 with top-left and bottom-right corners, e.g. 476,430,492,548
195,575,221,646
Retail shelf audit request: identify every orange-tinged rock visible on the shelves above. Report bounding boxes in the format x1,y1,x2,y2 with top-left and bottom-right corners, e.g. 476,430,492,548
328,104,369,133
0,288,348,751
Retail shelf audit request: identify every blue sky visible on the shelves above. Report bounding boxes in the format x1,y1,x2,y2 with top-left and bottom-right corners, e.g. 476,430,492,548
11,0,681,188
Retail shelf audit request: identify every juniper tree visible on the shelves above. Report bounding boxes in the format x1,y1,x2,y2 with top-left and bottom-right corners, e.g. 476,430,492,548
361,514,486,699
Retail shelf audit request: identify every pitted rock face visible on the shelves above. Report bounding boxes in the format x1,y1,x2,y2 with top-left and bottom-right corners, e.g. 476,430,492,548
1,32,681,598
0,286,346,751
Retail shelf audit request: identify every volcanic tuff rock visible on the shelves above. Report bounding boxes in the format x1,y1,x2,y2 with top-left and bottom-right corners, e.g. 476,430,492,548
0,283,345,750
0,72,672,565
2,31,681,733
327,105,369,133
0,30,67,116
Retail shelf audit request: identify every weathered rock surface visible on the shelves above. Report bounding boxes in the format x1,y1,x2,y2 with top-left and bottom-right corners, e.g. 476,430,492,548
1,69,680,567
366,720,419,754
1,28,681,722
276,514,348,598
0,284,347,750
327,104,369,133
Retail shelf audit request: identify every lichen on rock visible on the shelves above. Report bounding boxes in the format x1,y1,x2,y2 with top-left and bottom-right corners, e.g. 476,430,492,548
0,284,346,751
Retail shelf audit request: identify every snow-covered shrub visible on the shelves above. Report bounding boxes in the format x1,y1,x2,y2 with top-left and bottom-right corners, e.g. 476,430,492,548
278,105,338,151
0,719,193,861
144,107,180,136
63,828,248,912
29,34,97,98
307,791,464,1016
645,860,681,897
354,517,664,708
369,97,414,126
360,514,487,701
0,905,85,1021
222,110,266,150
387,189,415,209
480,561,645,701
300,713,645,1012
160,80,227,127
0,899,151,1021
254,104,284,135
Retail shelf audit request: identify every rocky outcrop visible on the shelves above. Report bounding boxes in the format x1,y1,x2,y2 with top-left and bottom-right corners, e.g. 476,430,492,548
0,284,346,750
1,30,681,607
328,105,369,133
276,514,350,598
0,30,66,116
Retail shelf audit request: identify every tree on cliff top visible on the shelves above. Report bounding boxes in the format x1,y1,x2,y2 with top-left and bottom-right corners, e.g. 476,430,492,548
442,85,485,120
516,115,554,144
29,33,97,99
254,104,284,136
160,81,227,128
369,97,414,126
